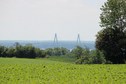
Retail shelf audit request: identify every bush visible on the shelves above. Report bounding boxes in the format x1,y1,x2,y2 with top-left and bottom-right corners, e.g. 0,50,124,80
35,48,46,58
71,46,83,59
6,47,16,57
0,46,7,57
45,47,70,56
72,46,106,64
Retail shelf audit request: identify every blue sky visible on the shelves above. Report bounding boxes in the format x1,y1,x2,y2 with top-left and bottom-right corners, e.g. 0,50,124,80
0,0,107,41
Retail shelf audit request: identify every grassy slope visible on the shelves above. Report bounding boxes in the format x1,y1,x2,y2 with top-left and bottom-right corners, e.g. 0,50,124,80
0,57,126,84
45,56,76,63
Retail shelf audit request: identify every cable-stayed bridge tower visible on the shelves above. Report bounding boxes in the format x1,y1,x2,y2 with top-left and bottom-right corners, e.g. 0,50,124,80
77,34,81,46
76,34,86,48
54,33,58,47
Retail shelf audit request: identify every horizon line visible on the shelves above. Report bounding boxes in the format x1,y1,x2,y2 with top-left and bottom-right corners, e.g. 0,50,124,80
0,39,95,42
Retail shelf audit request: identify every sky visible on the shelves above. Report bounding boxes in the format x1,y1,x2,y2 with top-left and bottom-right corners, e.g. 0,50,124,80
0,0,107,41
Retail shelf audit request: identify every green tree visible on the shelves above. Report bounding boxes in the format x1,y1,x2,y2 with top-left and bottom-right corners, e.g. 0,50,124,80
53,47,62,56
6,47,15,57
79,48,91,64
71,46,83,59
45,48,54,56
96,0,126,63
60,47,70,55
15,43,37,58
0,46,6,57
90,50,106,64
35,48,46,58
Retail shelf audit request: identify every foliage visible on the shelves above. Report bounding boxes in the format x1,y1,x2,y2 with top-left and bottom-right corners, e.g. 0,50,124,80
60,47,70,55
1,43,106,64
0,46,7,57
45,48,54,56
45,47,70,56
71,46,83,59
6,47,16,57
0,58,126,84
0,43,46,58
96,0,126,64
90,50,106,64
0,42,70,58
35,48,46,58
72,46,106,64
15,44,36,58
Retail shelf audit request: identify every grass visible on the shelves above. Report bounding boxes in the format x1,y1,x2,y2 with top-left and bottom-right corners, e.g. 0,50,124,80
45,55,76,63
0,57,126,84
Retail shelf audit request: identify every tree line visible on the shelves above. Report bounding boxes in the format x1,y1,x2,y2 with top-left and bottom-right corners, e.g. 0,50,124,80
0,42,107,64
0,43,45,58
0,42,70,58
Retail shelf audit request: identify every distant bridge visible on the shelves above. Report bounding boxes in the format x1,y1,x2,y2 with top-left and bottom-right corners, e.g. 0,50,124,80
53,33,85,48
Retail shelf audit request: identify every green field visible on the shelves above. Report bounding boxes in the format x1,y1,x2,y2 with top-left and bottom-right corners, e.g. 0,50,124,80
0,57,126,84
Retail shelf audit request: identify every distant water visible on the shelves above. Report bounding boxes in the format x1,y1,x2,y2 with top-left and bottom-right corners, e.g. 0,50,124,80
0,40,95,50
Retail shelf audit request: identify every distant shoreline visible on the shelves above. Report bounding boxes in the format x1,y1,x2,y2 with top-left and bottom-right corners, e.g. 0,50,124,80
0,40,95,50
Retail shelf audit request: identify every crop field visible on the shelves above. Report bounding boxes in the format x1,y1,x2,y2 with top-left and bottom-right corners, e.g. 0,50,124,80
0,58,126,84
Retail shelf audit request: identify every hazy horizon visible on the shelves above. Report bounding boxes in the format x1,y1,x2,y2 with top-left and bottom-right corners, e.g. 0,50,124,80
0,39,95,42
0,0,107,41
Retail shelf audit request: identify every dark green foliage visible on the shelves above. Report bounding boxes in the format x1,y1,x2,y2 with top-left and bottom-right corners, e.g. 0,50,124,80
15,44,37,58
96,28,126,63
90,50,106,64
15,43,47,58
6,47,16,57
96,0,126,64
45,48,54,56
0,46,7,57
72,46,106,64
60,47,70,55
0,43,69,59
53,47,62,56
45,47,70,56
35,48,46,58
71,46,83,59
0,43,46,58
1,43,106,64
